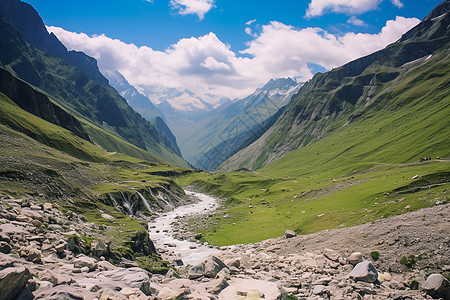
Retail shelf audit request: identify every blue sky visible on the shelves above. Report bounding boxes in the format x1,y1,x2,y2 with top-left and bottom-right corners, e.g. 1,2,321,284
24,0,443,105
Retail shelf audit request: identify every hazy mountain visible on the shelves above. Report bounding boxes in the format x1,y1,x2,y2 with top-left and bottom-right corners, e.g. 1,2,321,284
219,1,450,171
182,78,302,170
104,71,166,122
0,0,187,167
135,85,232,147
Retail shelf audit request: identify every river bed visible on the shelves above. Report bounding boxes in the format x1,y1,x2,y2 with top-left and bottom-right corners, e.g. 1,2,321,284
147,190,220,266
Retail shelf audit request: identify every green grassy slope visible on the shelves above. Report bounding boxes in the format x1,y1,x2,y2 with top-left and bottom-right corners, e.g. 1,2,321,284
0,91,190,272
0,15,188,167
219,3,450,171
175,24,450,246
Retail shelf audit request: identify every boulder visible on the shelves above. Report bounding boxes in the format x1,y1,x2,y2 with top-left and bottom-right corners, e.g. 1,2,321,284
0,242,11,254
73,255,97,271
348,252,363,265
225,258,241,269
324,248,340,262
284,230,297,238
350,261,378,283
26,249,41,263
39,269,72,285
43,203,53,211
422,274,450,299
34,285,95,300
0,253,20,270
188,256,228,279
99,289,128,300
95,267,151,295
90,240,110,258
157,286,188,300
204,256,227,278
219,278,281,300
0,266,32,300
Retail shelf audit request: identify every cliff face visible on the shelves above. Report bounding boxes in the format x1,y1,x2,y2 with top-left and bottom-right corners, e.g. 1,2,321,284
0,67,90,141
0,0,108,86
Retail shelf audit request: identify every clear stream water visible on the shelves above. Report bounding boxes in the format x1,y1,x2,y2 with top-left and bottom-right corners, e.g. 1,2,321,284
147,190,220,266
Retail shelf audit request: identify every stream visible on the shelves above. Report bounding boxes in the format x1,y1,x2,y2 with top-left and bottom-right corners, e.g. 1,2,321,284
147,190,220,266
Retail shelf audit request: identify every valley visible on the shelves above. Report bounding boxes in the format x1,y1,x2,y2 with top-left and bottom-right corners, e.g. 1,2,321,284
0,0,449,299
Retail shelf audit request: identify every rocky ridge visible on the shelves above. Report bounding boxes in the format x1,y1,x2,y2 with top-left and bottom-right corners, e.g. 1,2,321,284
1,194,449,299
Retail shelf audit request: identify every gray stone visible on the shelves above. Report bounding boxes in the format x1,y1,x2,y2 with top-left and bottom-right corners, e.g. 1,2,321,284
284,230,297,238
350,260,378,283
188,256,228,279
313,284,327,295
90,240,109,258
422,274,450,299
348,252,363,265
324,248,340,262
73,255,97,271
0,242,12,254
39,269,72,286
26,249,41,263
34,285,95,300
0,267,32,300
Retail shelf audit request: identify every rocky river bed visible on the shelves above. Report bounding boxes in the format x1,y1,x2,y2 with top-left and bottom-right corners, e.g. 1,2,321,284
0,191,449,299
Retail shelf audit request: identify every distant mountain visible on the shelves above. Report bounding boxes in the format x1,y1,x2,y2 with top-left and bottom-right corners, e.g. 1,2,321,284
220,0,450,171
135,85,232,147
182,78,302,170
0,0,188,167
104,71,165,122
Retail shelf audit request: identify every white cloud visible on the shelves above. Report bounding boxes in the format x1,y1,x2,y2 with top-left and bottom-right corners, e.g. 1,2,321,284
47,16,419,101
390,0,404,8
170,0,215,20
201,57,231,71
246,19,257,26
245,27,258,37
306,0,382,17
347,16,367,26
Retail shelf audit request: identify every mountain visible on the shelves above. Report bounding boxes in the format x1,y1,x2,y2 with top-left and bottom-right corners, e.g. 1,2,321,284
104,71,165,122
151,116,182,158
220,0,450,171
0,0,108,86
182,78,302,170
136,85,232,146
0,0,188,167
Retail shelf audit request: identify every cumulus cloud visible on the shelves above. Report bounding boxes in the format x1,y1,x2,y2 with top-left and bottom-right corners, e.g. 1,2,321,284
348,16,367,26
170,0,215,20
306,0,382,17
47,16,419,100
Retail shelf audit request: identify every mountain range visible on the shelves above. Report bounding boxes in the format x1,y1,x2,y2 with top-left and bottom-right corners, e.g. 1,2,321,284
0,0,187,167
219,0,450,171
182,77,302,170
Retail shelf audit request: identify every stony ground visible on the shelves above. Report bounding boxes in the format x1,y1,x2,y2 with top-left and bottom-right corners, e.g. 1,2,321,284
0,194,449,300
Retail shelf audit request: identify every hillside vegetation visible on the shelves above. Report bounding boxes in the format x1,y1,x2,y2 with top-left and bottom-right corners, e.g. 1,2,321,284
175,6,450,246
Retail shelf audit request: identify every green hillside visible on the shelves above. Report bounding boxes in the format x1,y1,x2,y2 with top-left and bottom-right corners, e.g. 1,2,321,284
0,14,187,167
175,7,450,246
219,2,450,171
0,89,190,271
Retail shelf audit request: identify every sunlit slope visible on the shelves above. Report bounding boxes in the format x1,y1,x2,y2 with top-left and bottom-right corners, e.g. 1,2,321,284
176,41,450,246
220,2,450,171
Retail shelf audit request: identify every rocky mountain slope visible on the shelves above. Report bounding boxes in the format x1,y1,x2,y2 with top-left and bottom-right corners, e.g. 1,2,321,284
0,0,187,167
220,0,450,171
182,78,301,170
